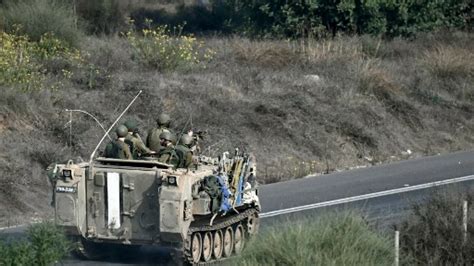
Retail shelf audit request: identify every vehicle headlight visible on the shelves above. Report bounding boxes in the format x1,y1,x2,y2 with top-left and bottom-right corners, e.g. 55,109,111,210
62,169,72,179
167,176,177,186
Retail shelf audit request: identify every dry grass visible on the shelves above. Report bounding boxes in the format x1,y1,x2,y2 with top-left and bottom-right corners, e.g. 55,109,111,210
1,31,474,226
304,37,365,62
0,0,81,46
230,38,299,69
357,60,422,130
240,212,394,265
420,45,474,79
399,188,474,264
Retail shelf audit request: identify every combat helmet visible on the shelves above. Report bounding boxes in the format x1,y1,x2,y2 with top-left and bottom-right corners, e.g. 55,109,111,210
179,134,193,146
159,131,173,142
116,125,128,137
156,113,171,126
124,119,137,132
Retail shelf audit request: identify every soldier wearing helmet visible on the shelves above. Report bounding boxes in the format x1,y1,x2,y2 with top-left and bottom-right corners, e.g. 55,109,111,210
124,119,155,159
104,125,133,160
146,113,173,153
175,134,194,168
157,131,179,167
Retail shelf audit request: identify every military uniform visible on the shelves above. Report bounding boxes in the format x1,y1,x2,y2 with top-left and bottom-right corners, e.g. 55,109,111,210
146,127,171,152
158,144,179,167
126,133,152,159
175,144,193,168
147,113,173,152
104,125,133,160
105,139,133,159
115,140,133,159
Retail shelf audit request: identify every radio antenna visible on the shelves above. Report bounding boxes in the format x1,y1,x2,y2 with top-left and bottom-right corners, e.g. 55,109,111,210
65,109,112,142
175,114,192,147
88,90,143,164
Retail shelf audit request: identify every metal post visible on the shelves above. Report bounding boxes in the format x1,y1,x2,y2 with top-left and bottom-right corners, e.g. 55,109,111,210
69,110,72,147
73,0,77,29
463,200,468,243
395,230,399,266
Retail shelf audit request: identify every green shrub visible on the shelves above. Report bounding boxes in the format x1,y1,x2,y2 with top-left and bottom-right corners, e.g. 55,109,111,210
136,1,472,37
0,31,84,91
0,240,35,265
0,0,81,46
0,31,44,91
240,213,394,265
27,222,71,265
125,23,215,71
0,222,70,265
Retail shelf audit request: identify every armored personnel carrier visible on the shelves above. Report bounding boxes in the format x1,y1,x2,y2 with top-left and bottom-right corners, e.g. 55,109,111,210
50,152,260,264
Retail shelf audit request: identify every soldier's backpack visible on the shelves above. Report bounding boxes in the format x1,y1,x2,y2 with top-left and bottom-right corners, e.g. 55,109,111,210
158,147,180,168
202,175,221,213
104,141,114,158
175,147,185,168
104,140,131,159
202,175,231,213
124,138,136,159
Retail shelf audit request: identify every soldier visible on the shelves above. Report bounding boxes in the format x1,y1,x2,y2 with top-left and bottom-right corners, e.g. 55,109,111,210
175,134,194,168
124,119,155,159
147,113,173,153
157,131,179,167
104,125,133,160
46,163,58,206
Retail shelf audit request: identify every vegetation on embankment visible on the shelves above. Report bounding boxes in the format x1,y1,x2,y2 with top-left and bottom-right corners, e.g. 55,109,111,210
0,189,473,265
238,187,474,265
0,0,473,225
0,222,70,265
130,0,473,38
399,187,474,264
238,213,394,265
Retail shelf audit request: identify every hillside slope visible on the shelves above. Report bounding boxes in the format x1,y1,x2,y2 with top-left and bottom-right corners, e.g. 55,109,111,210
0,33,473,226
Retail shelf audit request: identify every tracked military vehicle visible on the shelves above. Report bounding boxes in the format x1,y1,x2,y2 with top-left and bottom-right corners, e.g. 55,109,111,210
51,92,260,264
50,151,260,264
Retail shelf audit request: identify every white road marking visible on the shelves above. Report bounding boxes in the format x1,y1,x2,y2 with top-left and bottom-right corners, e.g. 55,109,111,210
260,174,474,218
0,223,28,231
3,175,474,230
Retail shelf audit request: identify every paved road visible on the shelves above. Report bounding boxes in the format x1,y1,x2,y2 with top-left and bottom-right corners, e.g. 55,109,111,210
2,150,474,265
260,150,474,213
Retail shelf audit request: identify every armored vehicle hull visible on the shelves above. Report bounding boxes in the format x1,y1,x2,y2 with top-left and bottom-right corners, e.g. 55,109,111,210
51,156,260,264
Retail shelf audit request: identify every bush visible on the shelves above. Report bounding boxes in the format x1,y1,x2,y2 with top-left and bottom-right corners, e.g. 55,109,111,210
125,23,215,71
27,222,71,265
399,189,474,264
0,31,84,91
420,46,474,80
0,0,81,46
0,222,71,265
232,39,299,69
240,213,394,265
77,0,127,34
130,1,473,37
0,31,44,91
0,240,35,265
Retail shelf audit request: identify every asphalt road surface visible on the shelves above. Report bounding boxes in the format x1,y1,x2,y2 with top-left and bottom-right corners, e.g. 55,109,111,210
2,150,474,265
261,150,474,213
